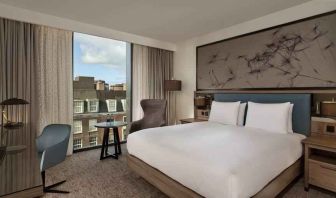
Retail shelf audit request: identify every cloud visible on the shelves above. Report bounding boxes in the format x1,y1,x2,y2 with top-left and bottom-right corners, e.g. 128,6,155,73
74,33,126,68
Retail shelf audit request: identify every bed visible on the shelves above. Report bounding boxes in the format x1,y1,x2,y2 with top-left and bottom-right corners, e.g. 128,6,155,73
127,93,311,198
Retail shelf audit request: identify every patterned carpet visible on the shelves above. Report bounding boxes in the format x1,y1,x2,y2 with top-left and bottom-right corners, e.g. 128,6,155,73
44,144,336,198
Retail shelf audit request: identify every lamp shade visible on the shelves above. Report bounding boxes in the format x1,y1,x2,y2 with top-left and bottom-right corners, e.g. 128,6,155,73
0,98,29,105
165,80,181,91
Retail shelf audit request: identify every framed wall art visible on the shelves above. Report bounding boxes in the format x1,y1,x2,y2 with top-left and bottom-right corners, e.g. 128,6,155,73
197,11,336,90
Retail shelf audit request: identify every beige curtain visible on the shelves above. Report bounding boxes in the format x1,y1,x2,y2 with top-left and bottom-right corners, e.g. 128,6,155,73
36,26,73,155
0,18,73,155
0,19,41,190
132,44,174,125
0,18,40,140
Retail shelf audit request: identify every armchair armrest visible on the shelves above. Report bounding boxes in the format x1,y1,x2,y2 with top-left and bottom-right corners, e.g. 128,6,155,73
129,119,143,133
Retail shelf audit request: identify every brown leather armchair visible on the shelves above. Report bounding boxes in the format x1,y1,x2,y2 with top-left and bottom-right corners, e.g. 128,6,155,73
129,99,167,133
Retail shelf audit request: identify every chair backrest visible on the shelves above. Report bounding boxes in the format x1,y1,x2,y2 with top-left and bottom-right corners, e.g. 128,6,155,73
41,124,71,147
141,99,167,128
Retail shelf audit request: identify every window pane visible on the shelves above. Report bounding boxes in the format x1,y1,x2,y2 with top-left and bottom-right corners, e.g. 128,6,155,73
73,32,130,151
121,99,126,112
73,139,82,150
74,101,83,113
73,121,82,134
89,119,97,131
87,99,98,112
107,99,117,112
89,136,97,146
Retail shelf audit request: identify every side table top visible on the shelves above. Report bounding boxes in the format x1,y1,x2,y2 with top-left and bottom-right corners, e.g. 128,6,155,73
95,121,127,128
302,136,336,149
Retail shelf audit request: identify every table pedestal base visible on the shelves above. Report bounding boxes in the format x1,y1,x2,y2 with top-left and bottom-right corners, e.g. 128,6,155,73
100,127,122,160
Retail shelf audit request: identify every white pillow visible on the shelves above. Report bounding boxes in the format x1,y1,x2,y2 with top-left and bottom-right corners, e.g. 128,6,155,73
245,102,291,134
209,101,241,125
287,104,294,133
238,103,247,126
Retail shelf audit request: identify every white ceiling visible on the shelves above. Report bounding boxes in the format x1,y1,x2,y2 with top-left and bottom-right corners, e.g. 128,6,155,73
0,0,310,42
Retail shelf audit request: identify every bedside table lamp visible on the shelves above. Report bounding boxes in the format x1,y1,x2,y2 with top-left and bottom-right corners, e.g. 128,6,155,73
1,98,29,128
165,80,182,125
321,99,336,117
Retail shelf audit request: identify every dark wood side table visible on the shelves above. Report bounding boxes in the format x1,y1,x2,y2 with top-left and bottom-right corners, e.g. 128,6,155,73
302,136,336,192
95,121,127,160
179,118,206,124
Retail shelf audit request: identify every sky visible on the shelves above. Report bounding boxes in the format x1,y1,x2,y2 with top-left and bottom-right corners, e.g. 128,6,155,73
73,32,127,85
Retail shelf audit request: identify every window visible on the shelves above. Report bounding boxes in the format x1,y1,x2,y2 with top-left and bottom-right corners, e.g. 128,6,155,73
122,126,127,141
106,99,117,112
109,132,114,142
89,136,98,146
89,119,97,131
73,32,130,151
74,100,84,113
123,116,127,122
73,139,82,150
73,120,82,134
87,99,99,112
121,99,126,112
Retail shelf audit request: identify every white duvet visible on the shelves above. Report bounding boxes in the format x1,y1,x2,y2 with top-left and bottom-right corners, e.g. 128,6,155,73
127,122,305,198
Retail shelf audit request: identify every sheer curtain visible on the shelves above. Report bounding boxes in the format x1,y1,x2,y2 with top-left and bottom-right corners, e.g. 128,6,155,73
132,44,174,125
36,26,73,154
0,18,73,155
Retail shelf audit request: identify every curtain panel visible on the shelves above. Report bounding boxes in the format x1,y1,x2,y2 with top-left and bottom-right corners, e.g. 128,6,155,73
0,18,73,155
132,44,174,125
36,26,73,154
0,18,40,144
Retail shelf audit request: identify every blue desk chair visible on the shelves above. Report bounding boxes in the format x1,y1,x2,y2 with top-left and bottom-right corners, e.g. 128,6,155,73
36,124,71,194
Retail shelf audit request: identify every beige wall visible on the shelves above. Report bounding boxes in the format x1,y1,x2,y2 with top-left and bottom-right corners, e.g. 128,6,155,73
174,0,336,120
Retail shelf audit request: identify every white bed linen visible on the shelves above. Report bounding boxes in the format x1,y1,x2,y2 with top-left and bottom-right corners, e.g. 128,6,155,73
127,122,305,198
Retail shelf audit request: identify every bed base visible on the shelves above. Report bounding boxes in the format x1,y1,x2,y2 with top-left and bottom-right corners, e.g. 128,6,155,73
127,154,302,198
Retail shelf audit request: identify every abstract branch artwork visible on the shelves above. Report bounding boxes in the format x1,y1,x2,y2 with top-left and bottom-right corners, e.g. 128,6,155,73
197,12,336,90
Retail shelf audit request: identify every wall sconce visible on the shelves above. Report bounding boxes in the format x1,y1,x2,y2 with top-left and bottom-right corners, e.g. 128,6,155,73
1,98,29,128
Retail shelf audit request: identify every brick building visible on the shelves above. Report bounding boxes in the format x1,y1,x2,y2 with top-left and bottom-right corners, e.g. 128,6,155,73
73,76,127,150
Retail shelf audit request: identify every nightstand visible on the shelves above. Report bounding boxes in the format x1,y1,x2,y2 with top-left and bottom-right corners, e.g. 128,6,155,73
302,136,336,192
311,117,336,137
179,118,206,124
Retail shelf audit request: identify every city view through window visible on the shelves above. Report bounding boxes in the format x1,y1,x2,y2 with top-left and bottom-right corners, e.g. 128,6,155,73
73,32,128,151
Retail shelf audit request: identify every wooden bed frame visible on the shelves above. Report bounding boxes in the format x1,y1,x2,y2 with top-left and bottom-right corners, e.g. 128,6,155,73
127,93,310,197
127,154,303,198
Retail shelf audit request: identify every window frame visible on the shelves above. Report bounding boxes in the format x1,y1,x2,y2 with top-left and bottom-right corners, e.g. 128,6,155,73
86,99,99,113
73,138,83,150
88,119,97,132
73,120,83,134
106,99,117,112
74,100,84,114
121,99,126,112
122,126,127,141
89,136,98,146
72,35,132,153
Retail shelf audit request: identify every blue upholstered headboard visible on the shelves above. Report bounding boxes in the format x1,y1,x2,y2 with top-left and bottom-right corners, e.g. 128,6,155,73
214,93,311,136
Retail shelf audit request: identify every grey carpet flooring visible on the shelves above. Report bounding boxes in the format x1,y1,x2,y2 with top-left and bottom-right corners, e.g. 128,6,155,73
44,144,336,198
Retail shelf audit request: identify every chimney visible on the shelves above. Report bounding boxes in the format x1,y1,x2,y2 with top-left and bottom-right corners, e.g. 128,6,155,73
109,84,124,91
96,80,105,91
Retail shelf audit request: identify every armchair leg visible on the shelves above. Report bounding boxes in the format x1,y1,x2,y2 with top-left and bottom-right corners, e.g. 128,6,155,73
41,171,69,194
